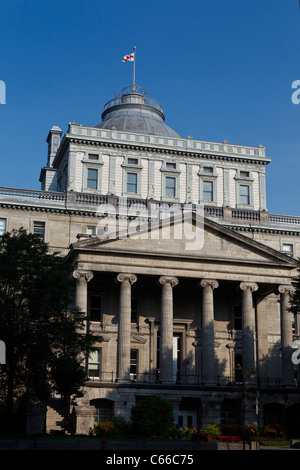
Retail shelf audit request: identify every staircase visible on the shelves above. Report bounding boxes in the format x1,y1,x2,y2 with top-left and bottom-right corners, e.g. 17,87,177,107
46,398,73,434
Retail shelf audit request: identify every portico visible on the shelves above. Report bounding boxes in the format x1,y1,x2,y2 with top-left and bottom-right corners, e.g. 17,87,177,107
68,215,297,396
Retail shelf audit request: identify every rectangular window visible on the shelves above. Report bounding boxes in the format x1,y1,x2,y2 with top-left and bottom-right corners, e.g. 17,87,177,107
88,349,102,380
282,244,293,256
130,349,138,379
33,221,45,240
88,153,99,161
239,185,250,205
128,158,138,165
203,180,213,201
86,226,96,235
165,176,176,197
127,172,138,193
131,298,138,324
166,162,176,169
240,171,250,178
0,218,6,236
234,353,243,384
87,168,98,189
233,305,242,330
89,295,102,322
203,166,213,174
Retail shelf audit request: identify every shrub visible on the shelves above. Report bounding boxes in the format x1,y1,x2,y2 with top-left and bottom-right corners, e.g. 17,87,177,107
199,424,221,439
94,420,116,437
131,396,174,438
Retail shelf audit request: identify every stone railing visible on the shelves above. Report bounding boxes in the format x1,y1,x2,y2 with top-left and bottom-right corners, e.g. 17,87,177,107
67,123,267,159
87,371,285,388
1,187,299,229
268,214,300,225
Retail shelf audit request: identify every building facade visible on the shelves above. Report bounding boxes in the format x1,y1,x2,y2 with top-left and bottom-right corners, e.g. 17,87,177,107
1,84,300,432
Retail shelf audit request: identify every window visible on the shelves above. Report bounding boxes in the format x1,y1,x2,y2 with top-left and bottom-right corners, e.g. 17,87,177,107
203,181,213,201
33,221,45,240
89,295,102,322
131,298,138,324
234,353,243,383
203,166,213,174
166,162,176,169
0,218,6,236
87,168,98,189
240,171,250,178
128,158,138,165
88,153,99,161
233,305,242,331
86,226,96,235
239,185,250,205
165,176,176,197
88,349,102,380
282,244,293,256
127,172,138,193
130,349,138,380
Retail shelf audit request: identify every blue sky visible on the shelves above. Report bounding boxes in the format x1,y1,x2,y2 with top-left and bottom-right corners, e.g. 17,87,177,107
1,0,300,215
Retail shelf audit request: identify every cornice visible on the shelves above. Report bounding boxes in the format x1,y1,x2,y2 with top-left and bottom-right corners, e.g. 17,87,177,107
53,133,270,167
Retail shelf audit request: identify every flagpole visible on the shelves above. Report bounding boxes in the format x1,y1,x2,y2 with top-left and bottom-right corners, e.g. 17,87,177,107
133,46,136,92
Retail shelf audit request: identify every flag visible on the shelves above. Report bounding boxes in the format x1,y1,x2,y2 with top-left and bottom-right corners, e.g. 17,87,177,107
122,52,134,62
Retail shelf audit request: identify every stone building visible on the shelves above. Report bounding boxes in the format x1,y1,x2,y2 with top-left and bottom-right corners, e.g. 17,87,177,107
1,84,300,433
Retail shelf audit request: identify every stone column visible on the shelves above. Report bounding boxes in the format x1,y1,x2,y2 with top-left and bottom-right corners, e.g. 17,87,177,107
240,282,258,377
200,279,219,385
73,269,94,319
279,285,294,385
116,273,137,383
158,276,179,383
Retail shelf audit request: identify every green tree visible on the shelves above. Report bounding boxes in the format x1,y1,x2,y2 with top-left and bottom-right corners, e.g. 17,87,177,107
131,396,174,437
0,229,97,428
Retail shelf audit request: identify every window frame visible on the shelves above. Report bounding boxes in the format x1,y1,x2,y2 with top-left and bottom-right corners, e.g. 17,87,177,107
198,164,218,205
235,169,254,208
33,221,46,241
86,167,99,190
130,349,139,380
88,348,102,380
0,218,6,236
88,294,103,323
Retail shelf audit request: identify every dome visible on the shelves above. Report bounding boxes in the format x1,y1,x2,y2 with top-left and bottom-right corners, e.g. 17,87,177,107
95,85,181,138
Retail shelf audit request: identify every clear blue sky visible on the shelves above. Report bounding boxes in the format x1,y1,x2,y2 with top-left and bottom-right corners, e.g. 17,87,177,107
1,0,300,215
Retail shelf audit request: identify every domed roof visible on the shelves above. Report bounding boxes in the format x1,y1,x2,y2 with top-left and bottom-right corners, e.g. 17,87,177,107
95,85,181,138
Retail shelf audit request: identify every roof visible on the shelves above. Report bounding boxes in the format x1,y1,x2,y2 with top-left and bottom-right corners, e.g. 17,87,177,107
94,85,181,138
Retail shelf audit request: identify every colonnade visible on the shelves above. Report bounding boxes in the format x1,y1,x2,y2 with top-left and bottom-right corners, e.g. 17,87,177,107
73,269,294,385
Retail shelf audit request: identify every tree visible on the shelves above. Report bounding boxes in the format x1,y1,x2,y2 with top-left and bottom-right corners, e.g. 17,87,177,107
0,229,97,429
131,396,174,437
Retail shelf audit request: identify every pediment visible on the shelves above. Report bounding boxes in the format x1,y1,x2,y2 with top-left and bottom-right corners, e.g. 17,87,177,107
69,212,296,268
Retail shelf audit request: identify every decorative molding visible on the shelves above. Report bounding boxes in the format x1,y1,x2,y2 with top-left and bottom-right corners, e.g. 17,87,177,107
158,276,179,288
73,269,94,282
116,273,137,285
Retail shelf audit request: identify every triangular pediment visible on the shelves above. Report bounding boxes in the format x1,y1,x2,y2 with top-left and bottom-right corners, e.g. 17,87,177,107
69,212,296,268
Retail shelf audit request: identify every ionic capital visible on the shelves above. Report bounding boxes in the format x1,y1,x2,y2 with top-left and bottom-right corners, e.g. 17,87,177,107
200,279,219,290
240,282,258,293
158,276,179,288
278,285,293,296
116,273,137,285
73,269,94,283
